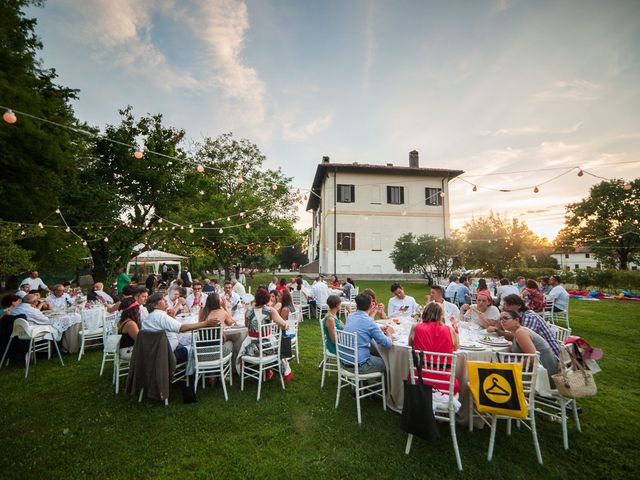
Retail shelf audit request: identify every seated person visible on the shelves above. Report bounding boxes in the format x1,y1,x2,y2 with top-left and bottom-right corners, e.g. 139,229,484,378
15,283,30,299
328,274,342,289
343,293,394,375
268,277,278,292
454,276,472,306
132,287,149,323
520,279,546,312
231,278,246,297
459,291,499,328
222,281,243,324
342,277,356,299
496,278,519,307
388,283,418,317
499,310,558,381
11,294,56,328
20,271,49,293
322,295,344,354
202,278,215,293
425,285,459,326
197,293,234,357
89,282,115,304
363,288,387,320
548,275,569,312
186,281,208,310
1,294,22,319
46,284,73,309
164,289,189,316
408,302,459,393
141,293,211,364
118,297,142,360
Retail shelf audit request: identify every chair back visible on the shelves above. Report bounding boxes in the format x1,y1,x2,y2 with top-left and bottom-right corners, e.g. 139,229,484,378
81,308,104,331
292,289,303,306
192,326,224,365
316,287,330,307
11,317,33,340
318,317,328,347
542,299,555,323
408,349,457,397
336,330,358,374
551,324,572,344
258,322,280,358
103,313,118,341
349,287,359,301
496,352,539,411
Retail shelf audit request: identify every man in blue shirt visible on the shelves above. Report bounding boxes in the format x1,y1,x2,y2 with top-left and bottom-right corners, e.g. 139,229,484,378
454,275,471,307
342,293,394,375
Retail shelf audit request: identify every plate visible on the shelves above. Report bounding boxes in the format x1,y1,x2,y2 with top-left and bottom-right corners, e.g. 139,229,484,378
460,343,485,351
478,337,510,346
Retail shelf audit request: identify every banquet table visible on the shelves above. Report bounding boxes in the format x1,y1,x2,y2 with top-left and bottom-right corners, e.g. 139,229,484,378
44,309,82,353
375,318,513,424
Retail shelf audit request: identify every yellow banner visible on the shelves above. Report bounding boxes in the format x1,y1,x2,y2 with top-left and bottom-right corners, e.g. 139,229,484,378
467,361,528,419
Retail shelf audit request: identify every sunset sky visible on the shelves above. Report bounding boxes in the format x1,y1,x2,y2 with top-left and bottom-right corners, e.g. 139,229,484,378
28,0,640,240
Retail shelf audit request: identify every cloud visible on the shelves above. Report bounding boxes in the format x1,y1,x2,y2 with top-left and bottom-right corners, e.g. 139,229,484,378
535,80,602,101
283,113,333,140
481,121,583,136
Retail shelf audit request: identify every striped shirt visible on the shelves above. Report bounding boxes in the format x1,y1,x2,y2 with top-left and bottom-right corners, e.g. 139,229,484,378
521,309,560,358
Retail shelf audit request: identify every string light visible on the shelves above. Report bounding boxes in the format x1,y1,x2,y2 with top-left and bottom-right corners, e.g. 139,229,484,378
533,186,539,193
577,169,584,177
103,237,109,242
196,165,204,173
134,151,143,159
38,222,43,229
472,185,477,192
3,109,17,124
245,223,250,229
271,183,278,190
65,227,71,232
158,218,163,223
219,228,223,234
623,183,632,191
55,208,61,214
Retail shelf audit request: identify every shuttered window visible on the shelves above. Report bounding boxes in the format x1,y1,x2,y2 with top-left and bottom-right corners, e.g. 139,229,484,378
386,186,404,204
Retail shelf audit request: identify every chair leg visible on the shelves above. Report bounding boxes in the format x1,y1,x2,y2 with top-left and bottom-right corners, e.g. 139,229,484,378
468,397,474,432
52,339,64,366
240,361,245,391
381,377,387,411
321,355,327,388
194,372,200,393
451,416,463,471
531,414,543,465
25,338,35,379
506,418,512,436
356,382,362,425
487,416,498,461
77,336,84,362
115,362,120,395
221,372,229,401
560,398,569,450
138,389,144,402
257,366,262,401
47,341,52,359
335,375,342,408
405,434,413,454
279,362,286,390
0,337,13,368
573,401,582,433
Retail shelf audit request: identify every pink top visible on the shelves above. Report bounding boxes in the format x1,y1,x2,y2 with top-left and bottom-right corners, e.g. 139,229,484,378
412,322,459,393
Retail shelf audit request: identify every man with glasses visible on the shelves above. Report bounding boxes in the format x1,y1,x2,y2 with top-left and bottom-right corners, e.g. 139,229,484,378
46,284,73,309
186,281,208,310
222,280,243,324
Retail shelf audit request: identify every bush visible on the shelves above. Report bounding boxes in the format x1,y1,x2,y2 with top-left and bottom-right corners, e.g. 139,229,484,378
570,269,640,292
503,267,558,281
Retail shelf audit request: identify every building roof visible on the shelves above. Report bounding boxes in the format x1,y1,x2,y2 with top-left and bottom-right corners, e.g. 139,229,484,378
553,247,591,255
305,162,464,211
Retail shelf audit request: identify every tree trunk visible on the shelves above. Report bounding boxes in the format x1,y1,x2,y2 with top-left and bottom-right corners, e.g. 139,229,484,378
618,248,628,270
91,248,108,282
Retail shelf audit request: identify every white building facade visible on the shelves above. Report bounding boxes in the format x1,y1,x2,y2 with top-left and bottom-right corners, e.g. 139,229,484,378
552,248,638,271
304,152,463,276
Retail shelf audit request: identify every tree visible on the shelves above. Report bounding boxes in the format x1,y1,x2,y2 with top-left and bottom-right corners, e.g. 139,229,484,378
390,233,460,277
61,107,191,281
459,213,542,276
0,0,81,220
0,224,39,279
556,178,640,269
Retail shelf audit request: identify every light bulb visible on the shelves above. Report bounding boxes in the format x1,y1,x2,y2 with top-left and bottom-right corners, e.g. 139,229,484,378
3,109,17,124
623,183,632,191
472,185,477,192
227,217,231,222
245,223,250,229
577,169,584,177
65,227,71,232
55,208,61,214
533,186,539,193
82,240,87,246
21,230,26,236
38,222,44,229
196,165,204,173
439,191,445,198
272,183,278,190
158,218,163,223
219,228,224,234
240,212,245,217
189,228,194,233
104,237,109,242
134,151,143,159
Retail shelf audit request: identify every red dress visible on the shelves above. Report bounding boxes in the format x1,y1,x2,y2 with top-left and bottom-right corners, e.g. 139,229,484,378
412,322,459,393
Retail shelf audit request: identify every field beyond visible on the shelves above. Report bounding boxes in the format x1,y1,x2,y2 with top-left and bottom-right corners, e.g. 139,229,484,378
1,275,638,479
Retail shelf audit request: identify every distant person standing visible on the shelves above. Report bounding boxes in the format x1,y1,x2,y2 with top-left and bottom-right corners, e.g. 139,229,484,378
116,267,131,295
161,263,169,281
180,267,193,287
20,271,49,293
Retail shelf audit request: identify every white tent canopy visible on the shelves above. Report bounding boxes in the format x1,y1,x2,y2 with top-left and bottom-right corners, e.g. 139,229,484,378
130,250,188,263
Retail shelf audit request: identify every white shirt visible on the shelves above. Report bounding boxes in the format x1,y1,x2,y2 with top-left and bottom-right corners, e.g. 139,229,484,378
95,290,114,304
141,309,181,351
232,282,246,297
186,293,208,309
548,285,569,311
11,302,53,325
310,282,330,304
140,306,149,323
433,300,460,325
497,285,519,306
21,277,48,291
16,290,27,299
444,282,458,300
46,293,72,309
268,282,277,292
388,295,418,316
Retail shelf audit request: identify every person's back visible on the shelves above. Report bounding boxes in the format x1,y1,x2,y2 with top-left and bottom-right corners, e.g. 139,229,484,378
549,284,569,311
413,322,453,354
512,327,558,379
444,281,457,301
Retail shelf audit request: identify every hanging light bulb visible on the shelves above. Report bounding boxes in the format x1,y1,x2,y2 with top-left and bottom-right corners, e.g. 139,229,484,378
304,194,308,201
199,223,203,227
104,237,109,242
171,226,176,230
226,217,231,222
271,183,278,190
158,218,163,223
533,186,539,193
296,188,301,195
236,176,244,184
245,223,250,229
134,151,143,159
38,222,44,229
20,230,26,236
196,165,204,173
439,191,445,198
55,208,61,214
240,212,245,217
623,183,632,191
65,227,71,233
219,228,224,234
189,228,194,233
472,185,477,192
577,169,584,177
82,240,87,246
199,190,205,195
180,226,184,230
3,109,17,124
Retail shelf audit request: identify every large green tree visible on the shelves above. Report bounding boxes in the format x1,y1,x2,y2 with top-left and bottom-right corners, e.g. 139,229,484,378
0,0,80,220
390,233,461,278
459,213,542,276
556,178,640,269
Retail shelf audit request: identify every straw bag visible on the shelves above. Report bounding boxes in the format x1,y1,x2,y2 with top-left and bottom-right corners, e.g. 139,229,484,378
552,347,597,399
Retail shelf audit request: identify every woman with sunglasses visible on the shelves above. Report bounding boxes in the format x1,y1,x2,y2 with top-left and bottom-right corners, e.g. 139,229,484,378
499,310,558,380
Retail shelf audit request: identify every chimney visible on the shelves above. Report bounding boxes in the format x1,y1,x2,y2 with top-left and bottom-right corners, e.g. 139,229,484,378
322,156,330,164
409,150,419,168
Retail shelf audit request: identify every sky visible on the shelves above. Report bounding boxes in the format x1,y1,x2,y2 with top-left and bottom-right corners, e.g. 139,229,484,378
27,0,640,240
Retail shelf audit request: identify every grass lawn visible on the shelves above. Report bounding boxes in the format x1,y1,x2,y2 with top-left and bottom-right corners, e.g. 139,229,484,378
1,274,638,479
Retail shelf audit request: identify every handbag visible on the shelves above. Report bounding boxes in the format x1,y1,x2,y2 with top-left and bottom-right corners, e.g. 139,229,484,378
400,353,440,442
280,333,292,359
552,346,597,399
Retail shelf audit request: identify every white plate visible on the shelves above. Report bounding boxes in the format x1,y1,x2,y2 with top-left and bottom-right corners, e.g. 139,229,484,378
478,338,510,346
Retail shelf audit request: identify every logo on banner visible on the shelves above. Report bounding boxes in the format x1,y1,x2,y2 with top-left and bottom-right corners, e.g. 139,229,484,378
467,362,528,419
